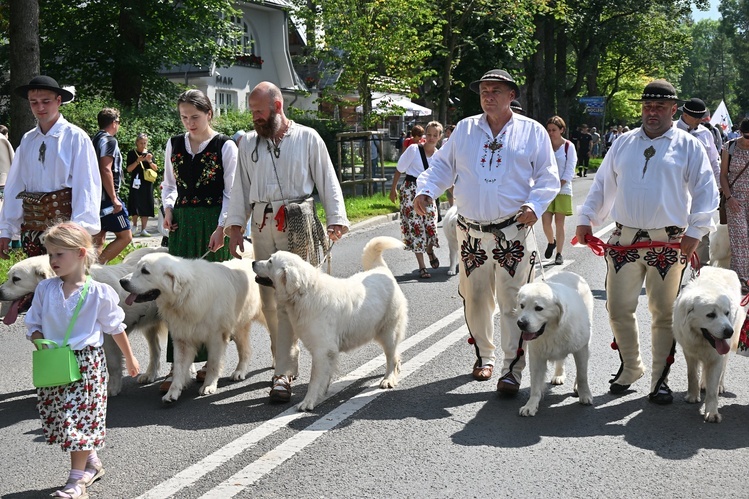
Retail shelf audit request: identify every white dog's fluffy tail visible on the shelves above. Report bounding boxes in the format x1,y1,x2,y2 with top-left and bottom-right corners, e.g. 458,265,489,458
362,236,404,270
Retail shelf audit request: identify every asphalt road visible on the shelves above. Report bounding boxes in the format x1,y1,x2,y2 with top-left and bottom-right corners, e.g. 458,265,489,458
2,175,749,498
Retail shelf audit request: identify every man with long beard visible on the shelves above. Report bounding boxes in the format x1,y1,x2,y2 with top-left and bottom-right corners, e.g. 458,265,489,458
226,81,349,404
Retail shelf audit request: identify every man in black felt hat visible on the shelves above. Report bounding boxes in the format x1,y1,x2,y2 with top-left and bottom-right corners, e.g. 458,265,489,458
413,68,559,396
576,79,717,405
0,75,101,258
676,97,721,265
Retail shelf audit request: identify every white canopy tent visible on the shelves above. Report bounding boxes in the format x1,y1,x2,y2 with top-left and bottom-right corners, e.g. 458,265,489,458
356,93,432,116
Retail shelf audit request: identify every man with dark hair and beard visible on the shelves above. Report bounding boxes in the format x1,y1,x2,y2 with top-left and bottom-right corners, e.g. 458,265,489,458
226,81,349,404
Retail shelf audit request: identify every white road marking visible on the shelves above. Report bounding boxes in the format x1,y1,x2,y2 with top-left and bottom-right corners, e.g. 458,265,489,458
200,325,469,498
140,230,615,498
138,309,464,499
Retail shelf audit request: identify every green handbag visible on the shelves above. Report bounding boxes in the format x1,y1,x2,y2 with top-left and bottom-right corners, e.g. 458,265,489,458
32,277,90,388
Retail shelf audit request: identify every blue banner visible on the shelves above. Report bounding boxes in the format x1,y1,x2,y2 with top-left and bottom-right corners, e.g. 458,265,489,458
579,96,605,116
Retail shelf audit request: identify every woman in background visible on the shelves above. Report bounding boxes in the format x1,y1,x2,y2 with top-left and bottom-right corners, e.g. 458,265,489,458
126,133,158,236
542,116,577,265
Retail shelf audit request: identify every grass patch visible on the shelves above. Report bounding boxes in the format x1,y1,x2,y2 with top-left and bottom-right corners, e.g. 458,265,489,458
318,192,400,225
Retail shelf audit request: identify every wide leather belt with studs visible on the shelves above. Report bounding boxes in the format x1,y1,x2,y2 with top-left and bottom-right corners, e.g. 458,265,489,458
18,188,73,232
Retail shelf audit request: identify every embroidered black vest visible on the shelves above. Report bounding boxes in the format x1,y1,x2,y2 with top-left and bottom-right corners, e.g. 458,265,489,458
170,134,230,208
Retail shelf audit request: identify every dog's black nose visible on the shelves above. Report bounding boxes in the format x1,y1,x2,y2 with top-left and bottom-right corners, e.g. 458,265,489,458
722,327,735,339
517,319,528,330
119,278,128,288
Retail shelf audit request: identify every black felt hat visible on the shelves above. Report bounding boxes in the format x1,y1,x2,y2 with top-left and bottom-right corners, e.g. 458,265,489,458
680,98,708,119
510,100,524,113
469,69,520,97
629,79,681,102
14,75,75,103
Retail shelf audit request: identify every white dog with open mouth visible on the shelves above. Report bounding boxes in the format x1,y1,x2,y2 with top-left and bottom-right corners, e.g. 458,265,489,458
515,271,595,416
120,253,267,403
0,247,168,396
672,266,745,423
252,236,408,411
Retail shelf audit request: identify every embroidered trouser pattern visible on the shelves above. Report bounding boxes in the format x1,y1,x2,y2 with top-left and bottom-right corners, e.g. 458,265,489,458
605,225,687,393
457,225,536,381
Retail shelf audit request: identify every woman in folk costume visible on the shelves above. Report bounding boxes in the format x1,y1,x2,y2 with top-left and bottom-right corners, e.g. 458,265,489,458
159,89,238,392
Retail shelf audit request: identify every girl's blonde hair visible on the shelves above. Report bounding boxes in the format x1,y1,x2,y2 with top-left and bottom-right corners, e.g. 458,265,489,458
425,121,444,136
42,222,98,272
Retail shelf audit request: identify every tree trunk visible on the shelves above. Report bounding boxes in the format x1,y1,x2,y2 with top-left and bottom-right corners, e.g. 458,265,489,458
524,14,546,121
8,0,40,147
112,1,145,107
555,25,568,123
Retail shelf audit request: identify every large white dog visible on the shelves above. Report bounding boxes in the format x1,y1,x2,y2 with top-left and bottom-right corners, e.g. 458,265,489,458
515,271,595,417
120,253,267,403
0,247,168,396
673,266,745,423
252,236,408,412
442,205,459,276
709,224,731,269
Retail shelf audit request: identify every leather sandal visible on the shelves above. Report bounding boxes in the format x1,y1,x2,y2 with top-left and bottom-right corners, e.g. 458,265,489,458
269,375,292,403
419,268,431,279
51,479,88,498
196,367,207,382
472,360,493,381
428,252,440,269
609,382,631,395
82,461,105,487
159,371,174,394
497,372,520,397
648,383,673,405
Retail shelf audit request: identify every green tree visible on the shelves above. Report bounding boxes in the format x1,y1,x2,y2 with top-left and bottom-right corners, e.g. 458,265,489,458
37,0,241,107
680,19,737,116
293,0,439,128
425,0,543,125
720,0,749,115
524,0,696,126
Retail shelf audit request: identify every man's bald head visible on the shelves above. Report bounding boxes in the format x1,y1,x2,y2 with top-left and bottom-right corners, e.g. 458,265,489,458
249,82,286,139
250,82,283,107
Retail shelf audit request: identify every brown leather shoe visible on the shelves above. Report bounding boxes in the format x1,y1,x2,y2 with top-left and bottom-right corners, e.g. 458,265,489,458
472,361,494,381
497,372,520,396
269,375,292,403
159,372,173,394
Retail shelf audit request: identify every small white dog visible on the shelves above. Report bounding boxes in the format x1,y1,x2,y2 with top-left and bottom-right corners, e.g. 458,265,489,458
252,236,408,411
442,205,459,276
515,271,595,417
120,253,267,403
673,266,745,423
0,247,168,395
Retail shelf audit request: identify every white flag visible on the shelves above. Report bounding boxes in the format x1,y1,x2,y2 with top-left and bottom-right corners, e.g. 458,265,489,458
710,100,733,132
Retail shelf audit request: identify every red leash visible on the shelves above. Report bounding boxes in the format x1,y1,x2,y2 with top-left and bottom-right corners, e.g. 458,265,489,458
571,233,700,269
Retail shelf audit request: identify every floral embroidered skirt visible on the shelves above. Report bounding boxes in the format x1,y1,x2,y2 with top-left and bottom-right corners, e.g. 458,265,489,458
37,346,107,451
399,180,439,253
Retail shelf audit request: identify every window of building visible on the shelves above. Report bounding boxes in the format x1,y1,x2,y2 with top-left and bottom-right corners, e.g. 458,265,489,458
216,90,236,114
231,15,262,68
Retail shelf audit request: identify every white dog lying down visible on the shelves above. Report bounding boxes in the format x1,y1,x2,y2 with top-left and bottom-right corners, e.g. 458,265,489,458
515,271,595,417
442,205,459,276
0,246,168,396
673,266,746,423
120,253,267,403
252,236,408,411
